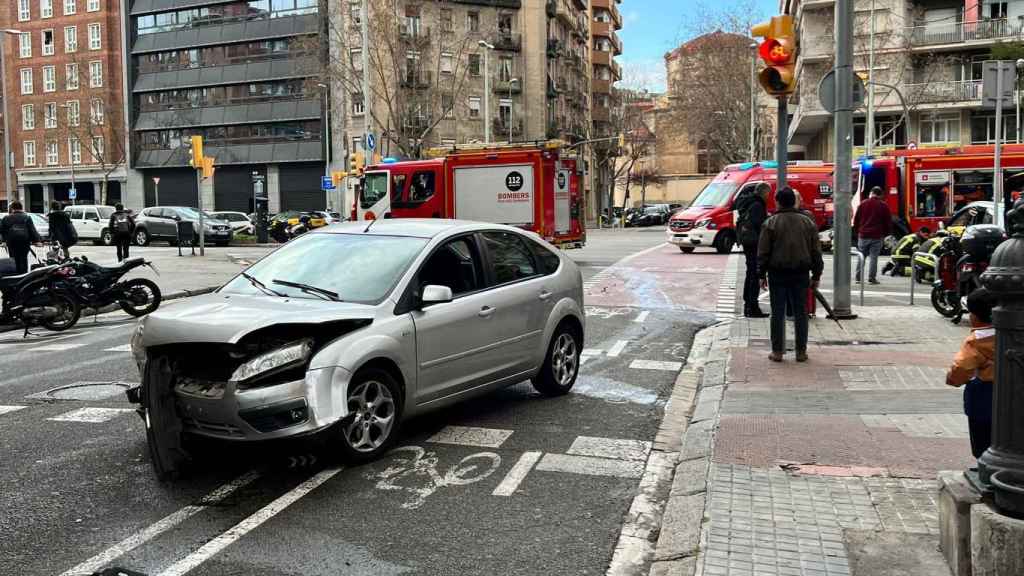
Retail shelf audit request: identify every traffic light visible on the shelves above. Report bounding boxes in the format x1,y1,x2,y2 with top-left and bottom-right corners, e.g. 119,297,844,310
189,136,204,168
348,152,364,174
331,171,347,187
751,15,797,96
201,156,215,179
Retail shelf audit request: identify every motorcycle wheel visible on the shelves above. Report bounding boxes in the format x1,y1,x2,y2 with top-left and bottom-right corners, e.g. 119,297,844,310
931,285,960,318
119,278,162,317
40,292,82,331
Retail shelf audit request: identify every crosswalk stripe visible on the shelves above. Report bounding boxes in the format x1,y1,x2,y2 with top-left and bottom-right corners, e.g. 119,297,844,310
33,343,87,352
535,453,644,479
0,405,27,416
492,451,542,496
427,425,513,448
629,359,683,372
104,344,132,352
47,407,134,423
567,436,651,462
606,340,628,358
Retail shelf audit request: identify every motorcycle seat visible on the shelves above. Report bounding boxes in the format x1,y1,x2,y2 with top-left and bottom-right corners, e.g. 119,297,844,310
0,264,57,287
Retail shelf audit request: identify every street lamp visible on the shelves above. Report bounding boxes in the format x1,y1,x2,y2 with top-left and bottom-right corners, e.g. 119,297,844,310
478,40,495,144
1,28,24,203
508,78,519,142
317,82,333,211
59,103,78,204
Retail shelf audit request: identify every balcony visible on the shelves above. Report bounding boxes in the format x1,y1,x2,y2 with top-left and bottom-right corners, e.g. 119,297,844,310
592,0,622,29
592,49,612,67
592,78,613,95
493,32,521,52
547,39,562,58
592,106,611,123
554,0,576,26
493,118,524,138
134,98,321,130
904,80,983,105
131,12,318,54
135,139,322,168
906,19,1021,50
592,22,622,54
399,24,432,45
400,70,433,89
493,79,522,94
133,58,311,92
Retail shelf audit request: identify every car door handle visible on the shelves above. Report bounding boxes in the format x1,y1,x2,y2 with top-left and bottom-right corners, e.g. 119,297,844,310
539,290,552,301
478,306,495,318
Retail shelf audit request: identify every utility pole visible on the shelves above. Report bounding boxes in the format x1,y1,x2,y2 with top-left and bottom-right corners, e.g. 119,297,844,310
750,43,757,161
995,62,1005,231
865,0,875,157
479,41,494,144
833,0,856,318
360,0,371,161
777,99,788,189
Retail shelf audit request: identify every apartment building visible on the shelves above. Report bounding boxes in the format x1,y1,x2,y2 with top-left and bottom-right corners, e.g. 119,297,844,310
2,0,125,212
590,0,621,136
125,0,325,213
786,0,1024,160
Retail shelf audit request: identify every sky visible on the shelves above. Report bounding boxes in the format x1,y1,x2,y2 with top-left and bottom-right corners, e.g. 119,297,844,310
617,0,778,92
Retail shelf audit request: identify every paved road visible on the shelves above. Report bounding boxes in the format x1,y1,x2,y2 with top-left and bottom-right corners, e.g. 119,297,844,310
0,228,725,576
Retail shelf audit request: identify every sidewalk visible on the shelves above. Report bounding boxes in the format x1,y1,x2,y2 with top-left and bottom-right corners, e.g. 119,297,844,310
651,254,971,576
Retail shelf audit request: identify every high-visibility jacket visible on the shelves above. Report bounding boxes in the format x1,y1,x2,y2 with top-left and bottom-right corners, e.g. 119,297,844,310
892,233,925,262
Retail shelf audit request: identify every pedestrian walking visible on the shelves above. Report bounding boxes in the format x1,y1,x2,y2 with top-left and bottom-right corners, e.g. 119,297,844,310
946,288,997,459
757,187,824,363
47,201,77,260
736,182,769,318
0,201,42,274
853,186,892,284
109,203,135,262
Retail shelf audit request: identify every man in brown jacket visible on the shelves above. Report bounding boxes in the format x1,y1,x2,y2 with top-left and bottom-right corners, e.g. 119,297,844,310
757,187,824,362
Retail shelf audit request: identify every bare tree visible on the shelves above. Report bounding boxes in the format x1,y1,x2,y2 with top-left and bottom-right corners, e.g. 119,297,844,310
610,89,657,210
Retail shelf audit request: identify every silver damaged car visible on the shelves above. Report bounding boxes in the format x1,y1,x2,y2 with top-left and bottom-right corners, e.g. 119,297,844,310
129,219,585,479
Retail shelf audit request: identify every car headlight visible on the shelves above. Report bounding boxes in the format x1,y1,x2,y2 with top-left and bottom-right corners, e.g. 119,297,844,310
130,319,146,367
231,339,313,383
695,219,710,228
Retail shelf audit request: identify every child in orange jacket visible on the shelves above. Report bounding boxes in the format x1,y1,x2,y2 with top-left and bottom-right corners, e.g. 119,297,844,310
946,288,997,459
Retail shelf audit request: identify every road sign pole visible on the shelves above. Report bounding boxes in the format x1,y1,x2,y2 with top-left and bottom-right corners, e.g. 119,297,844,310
197,169,205,256
777,97,788,189
832,0,856,319
996,64,1005,230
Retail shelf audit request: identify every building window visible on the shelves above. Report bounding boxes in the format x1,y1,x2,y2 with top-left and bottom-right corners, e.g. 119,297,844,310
349,48,362,72
971,114,1018,144
440,52,453,74
22,104,35,130
88,23,100,49
468,96,481,118
469,53,481,76
351,136,362,153
920,114,961,144
66,63,79,89
351,93,364,115
499,56,513,82
91,136,103,160
348,1,360,25
87,0,98,11
89,61,102,87
440,8,452,31
20,68,33,94
46,141,58,165
90,98,103,124
499,98,511,123
42,30,54,55
404,4,421,37
498,13,513,34
19,0,30,21
41,0,53,17
64,0,75,15
24,141,36,166
69,137,81,164
442,93,454,117
42,65,55,92
67,100,80,126
853,118,905,147
467,11,479,32
44,102,57,128
19,33,31,58
65,26,77,52
440,138,456,146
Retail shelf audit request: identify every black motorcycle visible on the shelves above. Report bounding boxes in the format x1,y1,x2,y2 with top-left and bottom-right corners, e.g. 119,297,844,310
56,256,163,317
931,225,1005,323
0,258,82,332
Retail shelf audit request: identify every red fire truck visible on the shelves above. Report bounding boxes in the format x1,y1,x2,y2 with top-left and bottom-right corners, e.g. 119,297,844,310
854,144,1022,236
354,142,586,248
666,161,835,253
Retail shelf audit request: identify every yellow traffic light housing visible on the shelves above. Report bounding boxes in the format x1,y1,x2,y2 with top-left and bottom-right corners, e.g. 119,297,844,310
751,15,797,96
331,171,347,187
201,156,215,179
189,136,204,168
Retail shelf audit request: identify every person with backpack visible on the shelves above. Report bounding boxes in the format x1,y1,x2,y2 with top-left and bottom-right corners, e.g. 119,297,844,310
0,201,43,274
47,201,77,260
736,182,770,318
109,203,135,261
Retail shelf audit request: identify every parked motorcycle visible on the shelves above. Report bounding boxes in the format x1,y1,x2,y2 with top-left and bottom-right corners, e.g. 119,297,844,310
50,253,163,317
930,224,1005,323
268,214,317,243
0,258,82,332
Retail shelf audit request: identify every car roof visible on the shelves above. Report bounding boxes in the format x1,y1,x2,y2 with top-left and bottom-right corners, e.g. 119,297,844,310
316,219,526,239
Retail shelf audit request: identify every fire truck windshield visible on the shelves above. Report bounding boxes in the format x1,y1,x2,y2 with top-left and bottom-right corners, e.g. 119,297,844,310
360,172,389,209
691,182,739,208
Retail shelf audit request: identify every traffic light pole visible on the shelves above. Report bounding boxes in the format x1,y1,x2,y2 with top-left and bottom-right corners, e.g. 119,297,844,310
832,0,856,319
776,97,787,189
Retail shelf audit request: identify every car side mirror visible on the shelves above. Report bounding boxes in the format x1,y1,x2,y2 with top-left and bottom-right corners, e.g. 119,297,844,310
420,285,453,306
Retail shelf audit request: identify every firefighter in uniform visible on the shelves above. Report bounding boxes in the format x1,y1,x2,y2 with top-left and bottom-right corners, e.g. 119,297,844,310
883,226,931,277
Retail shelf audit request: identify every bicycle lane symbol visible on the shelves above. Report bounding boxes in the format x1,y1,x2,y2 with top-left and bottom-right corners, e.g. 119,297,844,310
365,445,502,510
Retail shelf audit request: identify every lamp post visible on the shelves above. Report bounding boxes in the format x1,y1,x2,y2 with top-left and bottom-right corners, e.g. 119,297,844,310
59,102,77,204
1,28,24,203
478,40,494,144
318,82,332,211
509,77,519,142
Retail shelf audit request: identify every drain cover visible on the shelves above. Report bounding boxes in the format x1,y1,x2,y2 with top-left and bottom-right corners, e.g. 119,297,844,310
28,381,134,401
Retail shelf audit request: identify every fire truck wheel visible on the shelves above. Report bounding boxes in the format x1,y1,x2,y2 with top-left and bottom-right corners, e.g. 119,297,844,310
679,246,696,254
714,232,736,254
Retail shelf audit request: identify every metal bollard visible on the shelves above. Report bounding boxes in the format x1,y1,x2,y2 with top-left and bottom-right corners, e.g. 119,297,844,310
851,248,865,307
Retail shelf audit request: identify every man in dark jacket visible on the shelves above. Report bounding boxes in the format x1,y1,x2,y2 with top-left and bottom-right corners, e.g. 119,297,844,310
736,182,769,317
757,187,824,363
109,203,135,262
47,201,76,259
1,201,42,274
853,186,892,284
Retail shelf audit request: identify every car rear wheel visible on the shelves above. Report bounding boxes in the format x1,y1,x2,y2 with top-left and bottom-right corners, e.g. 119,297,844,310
336,368,401,463
679,246,696,253
134,228,150,247
532,322,581,397
101,228,114,246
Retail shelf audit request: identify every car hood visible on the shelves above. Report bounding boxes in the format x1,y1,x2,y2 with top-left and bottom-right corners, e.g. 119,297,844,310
671,206,718,221
140,292,377,346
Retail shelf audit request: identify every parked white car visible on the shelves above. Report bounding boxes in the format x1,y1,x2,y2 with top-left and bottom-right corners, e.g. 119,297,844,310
67,205,117,245
211,211,254,235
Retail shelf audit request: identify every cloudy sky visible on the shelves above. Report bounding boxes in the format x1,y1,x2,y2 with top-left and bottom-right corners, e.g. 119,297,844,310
617,0,778,92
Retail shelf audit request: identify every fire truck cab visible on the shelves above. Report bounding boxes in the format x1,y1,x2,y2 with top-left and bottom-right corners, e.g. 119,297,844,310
666,161,834,254
355,142,585,248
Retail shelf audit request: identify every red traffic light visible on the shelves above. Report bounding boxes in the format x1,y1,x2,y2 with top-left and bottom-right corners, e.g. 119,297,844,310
759,39,792,66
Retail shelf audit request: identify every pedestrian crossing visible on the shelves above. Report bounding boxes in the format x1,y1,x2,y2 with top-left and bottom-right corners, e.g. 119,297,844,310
715,253,741,320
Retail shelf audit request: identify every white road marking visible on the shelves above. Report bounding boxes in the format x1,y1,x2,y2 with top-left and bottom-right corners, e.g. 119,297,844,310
606,340,629,358
582,348,603,356
633,311,650,323
59,471,260,576
157,468,341,576
0,356,117,388
32,343,87,352
47,407,134,423
568,436,652,462
535,453,644,479
427,425,514,448
0,405,27,416
492,451,543,496
629,359,683,372
104,344,132,352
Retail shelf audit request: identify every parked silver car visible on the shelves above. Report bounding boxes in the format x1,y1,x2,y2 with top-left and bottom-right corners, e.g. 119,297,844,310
133,206,233,247
130,219,585,478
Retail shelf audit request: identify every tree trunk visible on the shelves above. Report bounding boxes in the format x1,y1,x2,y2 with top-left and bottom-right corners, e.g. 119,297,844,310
99,177,108,205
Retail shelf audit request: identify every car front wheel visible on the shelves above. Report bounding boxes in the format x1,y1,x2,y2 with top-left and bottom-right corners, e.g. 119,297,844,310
532,322,581,397
134,228,150,246
336,368,401,462
101,228,114,246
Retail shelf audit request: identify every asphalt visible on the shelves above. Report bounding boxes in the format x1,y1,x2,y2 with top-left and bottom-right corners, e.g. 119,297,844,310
0,227,718,576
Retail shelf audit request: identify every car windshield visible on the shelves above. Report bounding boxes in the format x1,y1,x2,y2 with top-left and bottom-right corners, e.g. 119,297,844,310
97,206,115,218
30,213,47,224
221,233,427,304
691,182,739,208
361,172,389,209
174,208,218,220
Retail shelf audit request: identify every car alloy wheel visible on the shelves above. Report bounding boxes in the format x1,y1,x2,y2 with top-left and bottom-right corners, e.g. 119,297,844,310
532,323,581,396
344,378,396,453
550,333,578,387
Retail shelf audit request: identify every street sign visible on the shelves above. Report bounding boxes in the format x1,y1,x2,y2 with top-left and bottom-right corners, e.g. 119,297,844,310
818,69,866,114
321,175,335,190
365,132,376,152
152,177,160,185
983,60,1015,108
68,188,77,200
